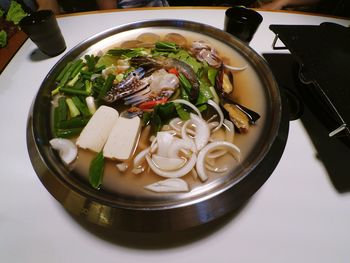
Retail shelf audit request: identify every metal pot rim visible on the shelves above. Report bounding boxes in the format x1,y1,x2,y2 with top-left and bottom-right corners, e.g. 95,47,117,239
27,19,288,231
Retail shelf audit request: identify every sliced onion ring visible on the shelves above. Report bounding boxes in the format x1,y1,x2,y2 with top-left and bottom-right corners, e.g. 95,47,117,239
144,178,189,193
205,163,228,173
133,148,150,168
146,154,197,178
224,119,235,143
189,113,210,151
207,100,224,132
181,120,197,153
206,148,227,159
156,132,174,157
208,121,219,130
167,138,194,158
151,154,186,171
196,141,241,182
169,117,183,132
207,119,235,159
223,63,247,72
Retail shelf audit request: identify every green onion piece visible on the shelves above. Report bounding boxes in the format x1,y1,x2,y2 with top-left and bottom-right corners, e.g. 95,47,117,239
67,72,81,87
80,70,93,80
60,59,83,87
197,104,207,112
93,65,105,73
71,96,91,117
57,117,90,129
89,151,105,189
97,74,115,101
57,97,68,121
66,98,80,118
84,54,96,71
53,97,68,131
56,61,73,82
51,86,61,96
59,87,90,96
71,80,85,90
55,128,83,138
85,80,92,96
70,61,84,79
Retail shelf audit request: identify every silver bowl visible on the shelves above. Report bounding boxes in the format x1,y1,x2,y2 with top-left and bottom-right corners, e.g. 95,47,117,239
27,20,289,232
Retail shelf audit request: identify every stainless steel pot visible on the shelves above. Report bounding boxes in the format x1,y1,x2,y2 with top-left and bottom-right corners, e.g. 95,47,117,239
27,20,289,232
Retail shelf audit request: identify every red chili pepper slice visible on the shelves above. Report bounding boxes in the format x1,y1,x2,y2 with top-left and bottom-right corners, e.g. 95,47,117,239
168,68,179,76
138,98,168,110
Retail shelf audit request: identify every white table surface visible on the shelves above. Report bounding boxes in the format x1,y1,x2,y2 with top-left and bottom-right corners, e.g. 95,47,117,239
1,7,350,263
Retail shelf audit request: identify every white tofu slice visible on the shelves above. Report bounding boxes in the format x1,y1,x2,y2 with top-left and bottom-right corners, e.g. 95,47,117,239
76,105,119,152
103,116,141,160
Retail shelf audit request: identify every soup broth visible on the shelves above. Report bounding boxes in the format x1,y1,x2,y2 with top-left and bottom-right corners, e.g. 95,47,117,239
53,27,267,201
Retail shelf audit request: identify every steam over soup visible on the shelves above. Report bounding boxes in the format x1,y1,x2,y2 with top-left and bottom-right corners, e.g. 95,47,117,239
49,30,265,196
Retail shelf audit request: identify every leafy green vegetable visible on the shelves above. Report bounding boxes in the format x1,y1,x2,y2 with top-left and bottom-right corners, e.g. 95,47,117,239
156,102,178,120
175,103,190,121
180,85,190,101
208,67,218,86
0,30,7,48
154,41,178,52
95,54,118,68
0,8,5,18
143,102,179,134
107,48,147,58
178,73,192,95
89,151,105,189
168,49,202,73
209,86,220,105
6,1,27,24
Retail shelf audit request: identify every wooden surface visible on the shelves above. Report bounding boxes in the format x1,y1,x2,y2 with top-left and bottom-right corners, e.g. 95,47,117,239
0,30,27,73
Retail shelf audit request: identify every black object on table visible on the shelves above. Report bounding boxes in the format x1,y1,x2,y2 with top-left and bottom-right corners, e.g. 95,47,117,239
264,22,350,193
269,22,350,147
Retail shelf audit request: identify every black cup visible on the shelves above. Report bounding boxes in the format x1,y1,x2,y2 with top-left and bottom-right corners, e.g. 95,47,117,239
19,10,66,57
224,6,263,43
